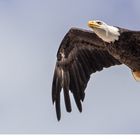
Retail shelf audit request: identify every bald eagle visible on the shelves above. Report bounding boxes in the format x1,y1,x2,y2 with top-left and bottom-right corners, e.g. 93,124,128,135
52,20,140,121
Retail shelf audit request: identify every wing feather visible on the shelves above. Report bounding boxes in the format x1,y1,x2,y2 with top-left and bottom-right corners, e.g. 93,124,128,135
52,28,121,120
63,70,71,112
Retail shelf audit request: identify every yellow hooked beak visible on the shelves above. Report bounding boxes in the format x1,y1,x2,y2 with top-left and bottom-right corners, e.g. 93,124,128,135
88,21,100,28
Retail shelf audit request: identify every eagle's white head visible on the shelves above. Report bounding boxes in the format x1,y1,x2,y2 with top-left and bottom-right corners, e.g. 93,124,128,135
88,20,120,43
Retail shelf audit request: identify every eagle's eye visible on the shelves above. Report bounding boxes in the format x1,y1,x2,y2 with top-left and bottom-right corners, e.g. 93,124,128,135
97,21,102,25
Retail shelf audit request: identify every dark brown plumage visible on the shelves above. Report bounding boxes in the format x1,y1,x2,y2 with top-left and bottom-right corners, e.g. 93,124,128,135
52,26,140,121
108,28,140,70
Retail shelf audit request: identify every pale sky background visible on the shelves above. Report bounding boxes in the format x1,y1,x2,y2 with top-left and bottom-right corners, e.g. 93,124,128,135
0,0,140,134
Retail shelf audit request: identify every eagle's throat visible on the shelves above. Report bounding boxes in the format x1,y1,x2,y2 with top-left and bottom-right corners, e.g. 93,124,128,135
93,26,120,43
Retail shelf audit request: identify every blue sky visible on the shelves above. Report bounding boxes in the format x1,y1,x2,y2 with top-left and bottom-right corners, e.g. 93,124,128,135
0,0,140,133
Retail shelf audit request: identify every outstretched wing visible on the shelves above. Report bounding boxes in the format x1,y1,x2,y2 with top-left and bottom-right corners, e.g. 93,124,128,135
52,28,121,120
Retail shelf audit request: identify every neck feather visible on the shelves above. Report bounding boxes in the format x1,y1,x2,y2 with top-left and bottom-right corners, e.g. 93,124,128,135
94,26,120,43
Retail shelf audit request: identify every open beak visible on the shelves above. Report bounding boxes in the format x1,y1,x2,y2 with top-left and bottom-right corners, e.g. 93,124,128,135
88,21,100,28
